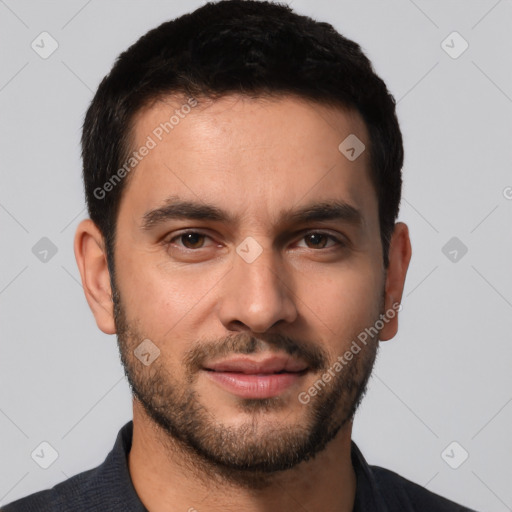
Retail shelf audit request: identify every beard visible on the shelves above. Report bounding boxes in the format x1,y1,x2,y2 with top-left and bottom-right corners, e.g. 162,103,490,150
112,281,383,488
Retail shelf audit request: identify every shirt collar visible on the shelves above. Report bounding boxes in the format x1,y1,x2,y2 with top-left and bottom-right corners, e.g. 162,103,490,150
96,420,148,511
351,440,389,512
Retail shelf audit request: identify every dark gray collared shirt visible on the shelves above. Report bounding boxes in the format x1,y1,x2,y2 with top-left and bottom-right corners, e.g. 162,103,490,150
2,421,477,511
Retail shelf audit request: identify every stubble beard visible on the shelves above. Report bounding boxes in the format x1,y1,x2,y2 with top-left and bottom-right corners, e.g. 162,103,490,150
112,283,382,488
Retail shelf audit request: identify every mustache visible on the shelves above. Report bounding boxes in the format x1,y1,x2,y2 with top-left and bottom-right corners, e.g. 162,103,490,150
183,332,329,374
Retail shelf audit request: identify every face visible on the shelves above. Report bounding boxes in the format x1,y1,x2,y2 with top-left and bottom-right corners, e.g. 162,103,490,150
110,94,389,481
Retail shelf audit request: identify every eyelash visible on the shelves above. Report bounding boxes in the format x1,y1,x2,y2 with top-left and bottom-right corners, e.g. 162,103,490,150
166,230,346,251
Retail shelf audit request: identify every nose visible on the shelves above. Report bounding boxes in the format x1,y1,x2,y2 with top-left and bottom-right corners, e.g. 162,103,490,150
217,244,298,333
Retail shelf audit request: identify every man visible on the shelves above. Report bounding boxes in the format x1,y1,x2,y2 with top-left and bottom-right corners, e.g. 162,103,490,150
3,1,477,511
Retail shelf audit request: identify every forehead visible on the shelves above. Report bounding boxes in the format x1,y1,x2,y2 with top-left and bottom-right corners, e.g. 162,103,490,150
120,94,376,229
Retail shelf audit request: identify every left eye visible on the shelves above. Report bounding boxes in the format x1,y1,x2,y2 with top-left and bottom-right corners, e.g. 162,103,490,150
296,232,342,249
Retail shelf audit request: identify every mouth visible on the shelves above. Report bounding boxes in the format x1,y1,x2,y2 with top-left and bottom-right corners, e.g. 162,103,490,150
202,355,309,399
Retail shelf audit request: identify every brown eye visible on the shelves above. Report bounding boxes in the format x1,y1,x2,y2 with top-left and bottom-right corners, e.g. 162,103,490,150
298,232,342,249
180,232,206,249
304,233,328,248
169,231,211,250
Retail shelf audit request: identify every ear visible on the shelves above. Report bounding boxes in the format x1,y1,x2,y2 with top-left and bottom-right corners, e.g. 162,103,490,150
379,222,412,341
74,219,116,335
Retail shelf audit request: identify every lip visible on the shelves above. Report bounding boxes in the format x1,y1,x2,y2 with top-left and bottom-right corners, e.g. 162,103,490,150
202,355,309,399
204,355,308,374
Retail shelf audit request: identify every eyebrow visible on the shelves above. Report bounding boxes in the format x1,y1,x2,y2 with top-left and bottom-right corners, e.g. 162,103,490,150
140,195,364,232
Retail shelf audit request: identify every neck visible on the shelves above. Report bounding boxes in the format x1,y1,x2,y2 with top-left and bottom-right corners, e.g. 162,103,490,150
128,400,357,512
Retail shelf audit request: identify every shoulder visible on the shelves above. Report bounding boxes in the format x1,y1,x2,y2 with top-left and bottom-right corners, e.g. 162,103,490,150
2,421,139,512
370,464,477,511
1,465,102,512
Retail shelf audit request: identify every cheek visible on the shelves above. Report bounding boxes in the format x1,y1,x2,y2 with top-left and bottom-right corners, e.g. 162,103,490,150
115,252,225,344
295,260,383,340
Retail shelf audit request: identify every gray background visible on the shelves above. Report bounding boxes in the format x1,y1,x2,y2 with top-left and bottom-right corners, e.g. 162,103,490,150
1,1,511,510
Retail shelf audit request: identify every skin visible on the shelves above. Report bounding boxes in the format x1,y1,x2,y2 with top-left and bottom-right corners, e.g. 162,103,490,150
74,94,411,512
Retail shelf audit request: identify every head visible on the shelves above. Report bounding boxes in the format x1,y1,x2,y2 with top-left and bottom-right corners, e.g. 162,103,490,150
75,0,411,486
